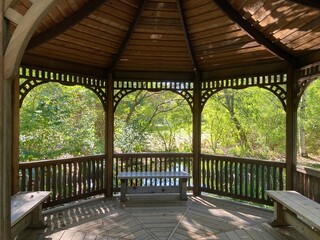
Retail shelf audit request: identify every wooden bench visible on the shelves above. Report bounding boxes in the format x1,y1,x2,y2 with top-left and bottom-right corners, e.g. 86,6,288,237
117,171,190,202
267,190,320,240
11,191,51,239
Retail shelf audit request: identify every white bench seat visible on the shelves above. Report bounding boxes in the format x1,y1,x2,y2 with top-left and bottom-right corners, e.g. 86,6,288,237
267,190,320,240
117,171,190,202
11,191,51,239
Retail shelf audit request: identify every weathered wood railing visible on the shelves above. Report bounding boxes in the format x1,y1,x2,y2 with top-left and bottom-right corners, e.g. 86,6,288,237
19,155,106,207
19,153,290,207
295,165,320,203
113,153,193,191
200,154,286,205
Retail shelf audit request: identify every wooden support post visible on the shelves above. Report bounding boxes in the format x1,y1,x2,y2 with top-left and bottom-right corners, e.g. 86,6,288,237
1,2,12,238
193,73,201,196
105,72,114,197
12,75,19,194
286,67,298,190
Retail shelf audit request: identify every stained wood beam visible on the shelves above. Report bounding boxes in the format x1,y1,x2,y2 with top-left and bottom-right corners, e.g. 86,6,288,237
27,0,107,49
289,0,320,9
109,0,148,71
4,0,57,81
4,7,23,25
176,0,199,72
212,0,295,65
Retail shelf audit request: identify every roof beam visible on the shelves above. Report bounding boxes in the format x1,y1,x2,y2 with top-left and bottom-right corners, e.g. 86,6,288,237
212,0,295,65
109,0,148,71
288,0,320,9
176,0,199,72
27,0,107,50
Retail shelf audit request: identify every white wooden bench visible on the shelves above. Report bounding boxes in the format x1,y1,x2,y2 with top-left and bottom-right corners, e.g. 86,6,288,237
267,190,320,240
11,191,51,239
117,171,190,202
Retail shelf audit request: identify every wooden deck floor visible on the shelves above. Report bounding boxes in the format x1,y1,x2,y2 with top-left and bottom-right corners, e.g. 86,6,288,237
19,194,306,240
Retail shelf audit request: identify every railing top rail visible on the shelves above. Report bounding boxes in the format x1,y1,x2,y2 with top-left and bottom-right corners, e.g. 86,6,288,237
296,165,320,178
19,154,106,167
201,154,286,166
113,152,193,158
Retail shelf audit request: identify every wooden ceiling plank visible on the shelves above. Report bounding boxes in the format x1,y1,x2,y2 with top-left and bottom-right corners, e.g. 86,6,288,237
109,0,148,71
212,0,295,64
4,0,19,11
288,0,320,9
27,0,108,50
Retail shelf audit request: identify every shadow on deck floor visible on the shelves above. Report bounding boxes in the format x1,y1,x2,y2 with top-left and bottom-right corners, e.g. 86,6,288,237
19,194,306,240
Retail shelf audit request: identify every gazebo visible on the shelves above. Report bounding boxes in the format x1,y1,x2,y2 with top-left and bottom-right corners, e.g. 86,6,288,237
1,0,320,239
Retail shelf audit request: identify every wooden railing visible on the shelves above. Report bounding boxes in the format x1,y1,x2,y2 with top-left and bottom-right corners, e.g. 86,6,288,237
19,153,289,207
295,165,320,203
19,155,106,207
200,154,286,205
113,153,193,191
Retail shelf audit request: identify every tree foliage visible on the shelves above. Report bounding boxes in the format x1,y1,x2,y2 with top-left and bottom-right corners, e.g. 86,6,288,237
20,83,105,161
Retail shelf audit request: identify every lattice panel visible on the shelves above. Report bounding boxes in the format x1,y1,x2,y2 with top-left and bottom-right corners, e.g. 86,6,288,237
114,80,194,91
201,74,287,111
19,67,107,108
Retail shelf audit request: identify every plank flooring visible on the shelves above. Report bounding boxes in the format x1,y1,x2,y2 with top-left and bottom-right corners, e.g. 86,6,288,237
19,194,307,240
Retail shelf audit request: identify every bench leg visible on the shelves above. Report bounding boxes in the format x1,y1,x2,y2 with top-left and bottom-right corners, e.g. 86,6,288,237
29,204,46,228
270,202,289,227
120,179,127,202
179,178,188,200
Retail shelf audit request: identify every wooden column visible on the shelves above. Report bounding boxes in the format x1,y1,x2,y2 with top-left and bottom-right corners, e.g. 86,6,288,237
193,73,201,196
286,67,298,190
105,72,114,197
12,74,19,194
1,2,12,238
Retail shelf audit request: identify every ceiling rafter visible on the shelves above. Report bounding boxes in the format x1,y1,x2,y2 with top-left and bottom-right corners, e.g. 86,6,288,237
109,0,148,71
27,0,107,50
212,0,295,65
176,0,199,73
288,0,320,9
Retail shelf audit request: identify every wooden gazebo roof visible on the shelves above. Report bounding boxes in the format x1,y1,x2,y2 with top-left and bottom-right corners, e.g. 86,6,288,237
8,0,320,78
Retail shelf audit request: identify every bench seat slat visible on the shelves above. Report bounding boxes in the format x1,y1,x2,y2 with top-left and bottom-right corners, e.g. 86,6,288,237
267,190,320,231
11,191,51,227
117,171,190,179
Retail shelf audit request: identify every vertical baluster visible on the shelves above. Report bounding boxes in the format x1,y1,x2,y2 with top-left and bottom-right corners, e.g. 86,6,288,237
34,167,39,191
211,158,214,191
234,162,238,196
215,159,219,191
273,166,277,191
266,165,271,191
63,163,67,199
239,163,243,196
279,166,283,190
250,163,254,198
87,159,91,193
52,164,57,202
28,168,33,191
255,164,260,200
230,161,233,195
40,165,45,191
245,163,248,197
57,163,62,200
92,159,96,192
220,160,223,193
262,165,265,200
83,160,86,194
74,162,78,196
206,157,210,190
21,168,26,191
225,160,228,194
97,157,101,190
68,162,72,198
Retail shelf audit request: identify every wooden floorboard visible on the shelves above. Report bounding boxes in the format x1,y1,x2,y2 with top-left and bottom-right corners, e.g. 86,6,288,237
18,194,308,240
